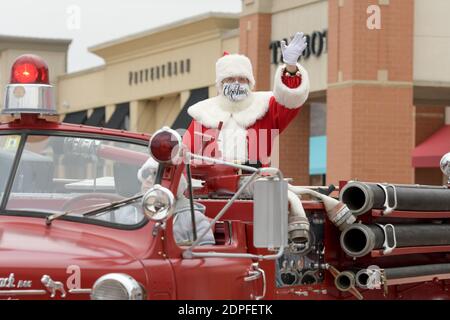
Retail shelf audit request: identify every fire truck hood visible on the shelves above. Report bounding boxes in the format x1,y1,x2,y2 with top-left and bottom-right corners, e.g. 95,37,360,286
0,215,152,299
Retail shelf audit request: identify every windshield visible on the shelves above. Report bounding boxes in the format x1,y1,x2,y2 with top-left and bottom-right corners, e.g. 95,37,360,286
0,135,22,204
1,134,154,227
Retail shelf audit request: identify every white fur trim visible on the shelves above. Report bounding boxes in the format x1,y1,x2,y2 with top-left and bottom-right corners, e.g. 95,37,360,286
137,157,159,183
217,117,248,162
216,54,255,88
273,63,310,109
177,175,188,198
188,91,272,129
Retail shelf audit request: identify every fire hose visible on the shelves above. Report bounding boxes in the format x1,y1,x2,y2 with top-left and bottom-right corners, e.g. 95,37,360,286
327,265,363,300
288,185,355,231
340,223,450,258
287,190,310,248
340,181,450,216
355,263,450,289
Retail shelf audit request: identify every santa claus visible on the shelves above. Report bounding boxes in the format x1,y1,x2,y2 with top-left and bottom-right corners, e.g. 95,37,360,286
183,32,310,167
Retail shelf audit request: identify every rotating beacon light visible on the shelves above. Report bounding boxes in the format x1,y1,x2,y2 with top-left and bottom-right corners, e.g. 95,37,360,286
3,54,56,115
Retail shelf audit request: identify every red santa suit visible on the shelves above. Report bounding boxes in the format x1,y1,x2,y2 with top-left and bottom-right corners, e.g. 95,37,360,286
183,54,310,167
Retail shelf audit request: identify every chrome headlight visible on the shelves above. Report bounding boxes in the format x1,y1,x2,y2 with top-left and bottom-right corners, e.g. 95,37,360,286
142,184,175,221
91,273,145,300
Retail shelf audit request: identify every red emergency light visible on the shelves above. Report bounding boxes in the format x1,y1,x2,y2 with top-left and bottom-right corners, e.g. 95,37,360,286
2,54,56,115
149,127,183,164
10,54,50,84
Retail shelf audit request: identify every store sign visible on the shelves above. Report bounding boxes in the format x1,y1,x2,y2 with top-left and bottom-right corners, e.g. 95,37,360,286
270,30,328,64
128,58,191,86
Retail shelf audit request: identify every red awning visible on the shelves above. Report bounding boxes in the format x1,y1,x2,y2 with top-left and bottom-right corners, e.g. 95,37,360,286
412,125,450,168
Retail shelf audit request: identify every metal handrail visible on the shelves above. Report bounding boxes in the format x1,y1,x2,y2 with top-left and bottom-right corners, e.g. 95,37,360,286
182,151,286,261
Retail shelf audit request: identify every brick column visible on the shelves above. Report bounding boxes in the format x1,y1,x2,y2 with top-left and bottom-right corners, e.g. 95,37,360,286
327,0,414,185
279,104,311,185
239,0,309,182
239,13,272,91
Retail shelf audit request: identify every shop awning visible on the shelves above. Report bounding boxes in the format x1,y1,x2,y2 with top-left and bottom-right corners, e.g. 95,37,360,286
309,135,327,175
85,107,105,127
106,103,129,129
172,87,209,130
63,111,87,124
412,125,450,168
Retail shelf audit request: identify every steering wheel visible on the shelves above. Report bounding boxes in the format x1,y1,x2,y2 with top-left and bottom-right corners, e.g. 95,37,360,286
61,193,125,212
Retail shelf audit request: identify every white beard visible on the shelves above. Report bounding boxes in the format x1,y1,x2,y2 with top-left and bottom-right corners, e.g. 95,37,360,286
188,90,272,129
216,117,248,163
216,90,255,113
214,91,254,162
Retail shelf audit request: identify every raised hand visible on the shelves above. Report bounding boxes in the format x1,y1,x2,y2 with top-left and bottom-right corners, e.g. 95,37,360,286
281,32,308,66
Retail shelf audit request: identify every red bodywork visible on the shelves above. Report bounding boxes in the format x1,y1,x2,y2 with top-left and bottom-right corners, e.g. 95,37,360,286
0,115,449,300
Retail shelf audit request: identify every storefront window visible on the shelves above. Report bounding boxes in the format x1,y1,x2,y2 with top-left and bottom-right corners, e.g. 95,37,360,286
309,103,327,184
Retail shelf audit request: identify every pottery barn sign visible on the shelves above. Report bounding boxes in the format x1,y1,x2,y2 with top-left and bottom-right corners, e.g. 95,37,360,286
270,30,328,64
128,58,191,86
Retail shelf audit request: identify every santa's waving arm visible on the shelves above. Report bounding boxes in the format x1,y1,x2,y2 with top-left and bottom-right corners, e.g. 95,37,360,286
270,32,310,132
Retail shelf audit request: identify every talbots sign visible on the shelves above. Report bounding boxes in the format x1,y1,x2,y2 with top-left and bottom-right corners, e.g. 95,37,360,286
270,30,328,64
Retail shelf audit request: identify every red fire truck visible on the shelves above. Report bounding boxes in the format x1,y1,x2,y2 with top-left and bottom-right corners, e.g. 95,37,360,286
0,54,449,300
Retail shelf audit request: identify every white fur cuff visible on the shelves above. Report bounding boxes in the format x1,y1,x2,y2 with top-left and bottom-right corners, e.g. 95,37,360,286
273,63,310,109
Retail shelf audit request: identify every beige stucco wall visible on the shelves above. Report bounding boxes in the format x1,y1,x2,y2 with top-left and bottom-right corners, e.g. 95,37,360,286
414,0,450,84
103,37,220,105
241,0,322,16
58,66,106,113
57,35,237,112
270,0,328,92
57,15,239,135
58,18,239,116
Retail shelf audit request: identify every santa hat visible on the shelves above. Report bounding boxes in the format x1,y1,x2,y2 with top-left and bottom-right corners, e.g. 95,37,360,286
215,53,255,89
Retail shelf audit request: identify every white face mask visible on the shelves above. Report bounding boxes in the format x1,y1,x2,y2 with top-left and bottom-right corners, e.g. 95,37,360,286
222,82,250,102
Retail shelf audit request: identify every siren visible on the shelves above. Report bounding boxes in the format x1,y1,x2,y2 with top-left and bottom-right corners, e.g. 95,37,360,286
2,54,56,115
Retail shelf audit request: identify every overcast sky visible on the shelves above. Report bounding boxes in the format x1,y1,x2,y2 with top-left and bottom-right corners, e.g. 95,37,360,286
0,0,241,72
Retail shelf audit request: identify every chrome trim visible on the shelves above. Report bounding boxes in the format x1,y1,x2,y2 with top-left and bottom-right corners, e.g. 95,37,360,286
189,152,259,173
68,288,92,294
41,275,66,298
440,153,450,184
0,290,47,296
377,183,398,216
183,165,287,261
91,273,144,300
3,84,56,114
245,263,266,300
376,223,397,255
357,265,383,290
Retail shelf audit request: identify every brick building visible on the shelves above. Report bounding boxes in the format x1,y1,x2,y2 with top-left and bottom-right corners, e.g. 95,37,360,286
5,0,448,186
239,0,449,186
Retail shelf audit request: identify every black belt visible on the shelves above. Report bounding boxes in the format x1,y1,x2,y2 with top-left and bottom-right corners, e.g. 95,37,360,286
242,160,263,173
